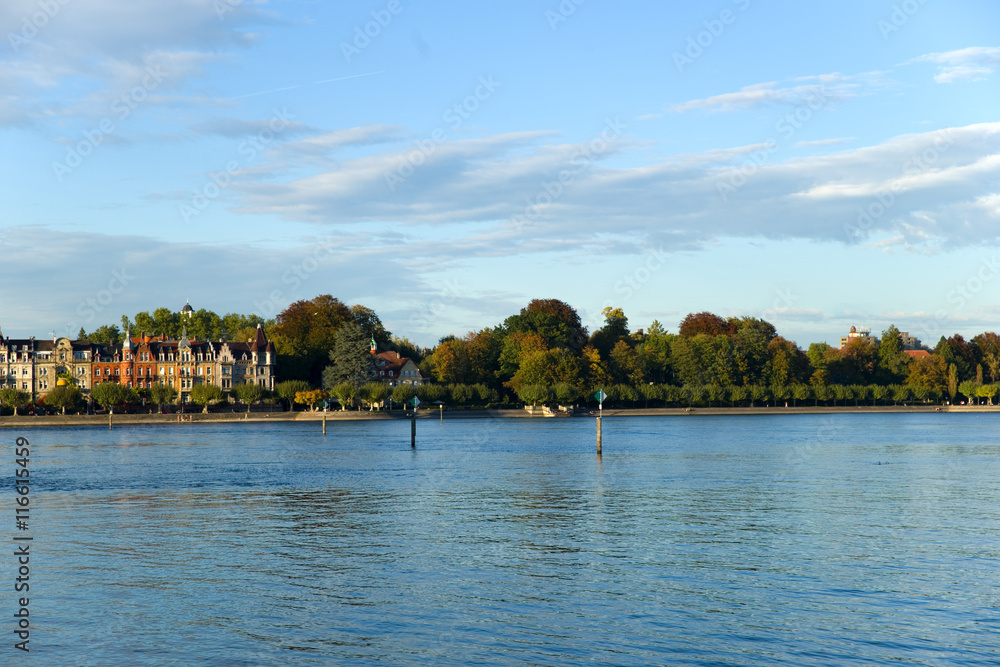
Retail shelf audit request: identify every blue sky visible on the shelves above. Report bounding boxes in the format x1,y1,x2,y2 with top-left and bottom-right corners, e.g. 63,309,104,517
2,0,999,349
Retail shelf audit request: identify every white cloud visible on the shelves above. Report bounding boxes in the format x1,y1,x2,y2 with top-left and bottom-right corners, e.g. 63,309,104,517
671,78,860,113
910,47,1000,83
193,121,1000,257
0,0,275,127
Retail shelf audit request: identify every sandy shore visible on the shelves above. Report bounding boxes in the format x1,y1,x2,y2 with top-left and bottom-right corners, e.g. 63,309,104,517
2,404,999,428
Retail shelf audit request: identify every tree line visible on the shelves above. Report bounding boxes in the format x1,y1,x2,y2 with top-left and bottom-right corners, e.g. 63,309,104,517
15,295,1000,413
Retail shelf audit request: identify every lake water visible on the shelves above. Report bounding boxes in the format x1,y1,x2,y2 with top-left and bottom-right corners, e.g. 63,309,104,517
8,414,1000,665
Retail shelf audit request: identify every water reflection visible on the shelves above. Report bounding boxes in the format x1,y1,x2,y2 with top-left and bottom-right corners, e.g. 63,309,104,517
19,416,1000,664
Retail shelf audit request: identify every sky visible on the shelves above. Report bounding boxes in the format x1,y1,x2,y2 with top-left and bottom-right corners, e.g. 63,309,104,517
1,0,999,350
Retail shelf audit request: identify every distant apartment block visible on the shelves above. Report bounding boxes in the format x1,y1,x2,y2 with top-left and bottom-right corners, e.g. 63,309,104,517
0,323,276,404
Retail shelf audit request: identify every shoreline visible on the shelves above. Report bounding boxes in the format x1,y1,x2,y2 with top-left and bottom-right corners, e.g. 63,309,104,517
2,404,999,428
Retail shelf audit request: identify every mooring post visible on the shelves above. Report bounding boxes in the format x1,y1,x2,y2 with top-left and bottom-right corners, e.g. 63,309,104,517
411,411,416,448
109,411,113,431
323,411,327,436
596,416,602,455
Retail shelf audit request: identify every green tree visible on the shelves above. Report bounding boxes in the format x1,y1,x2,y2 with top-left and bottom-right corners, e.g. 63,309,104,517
322,321,376,390
191,384,224,412
958,380,980,405
87,325,122,345
448,383,475,405
791,383,810,407
503,299,588,351
878,325,910,383
947,363,959,401
233,383,263,411
148,384,178,410
416,383,446,404
391,384,416,406
326,382,353,410
275,380,311,410
45,385,82,414
517,384,551,407
91,383,138,410
270,296,354,385
553,382,579,405
359,382,390,410
589,307,630,358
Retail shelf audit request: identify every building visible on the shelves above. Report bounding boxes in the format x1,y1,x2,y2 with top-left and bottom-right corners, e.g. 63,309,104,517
899,332,922,350
373,350,428,387
840,326,877,349
1,318,276,405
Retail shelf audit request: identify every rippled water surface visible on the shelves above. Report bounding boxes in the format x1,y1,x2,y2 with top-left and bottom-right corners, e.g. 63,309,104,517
10,414,1000,664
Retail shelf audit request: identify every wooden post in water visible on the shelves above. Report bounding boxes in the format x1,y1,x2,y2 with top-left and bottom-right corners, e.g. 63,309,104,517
596,416,602,455
322,411,327,436
109,411,113,431
410,412,416,448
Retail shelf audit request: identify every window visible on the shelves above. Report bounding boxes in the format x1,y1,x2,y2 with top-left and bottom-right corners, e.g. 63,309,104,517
115,369,120,376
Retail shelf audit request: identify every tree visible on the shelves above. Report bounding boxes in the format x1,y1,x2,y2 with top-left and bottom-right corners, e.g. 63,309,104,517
234,383,264,411
275,380,311,410
391,384,416,406
553,382,579,405
464,328,503,387
87,324,121,345
517,384,551,407
448,383,475,405
791,383,810,407
91,382,138,410
589,307,629,358
428,337,470,385
270,295,354,385
191,384,224,412
322,321,376,390
148,384,178,410
947,363,959,401
359,383,390,410
878,325,910,383
294,389,328,411
904,354,948,398
958,380,980,405
329,382,357,411
503,299,588,350
507,348,582,396
45,385,82,414
678,312,736,338
416,383,446,403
